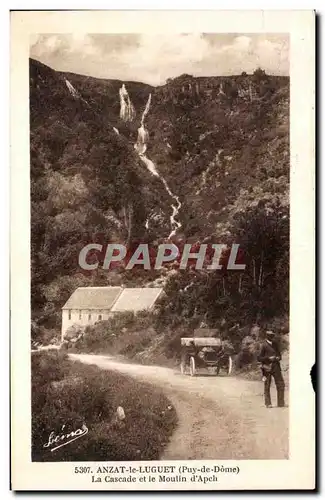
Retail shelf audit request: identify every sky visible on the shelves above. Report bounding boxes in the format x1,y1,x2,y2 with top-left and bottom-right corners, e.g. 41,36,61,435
30,33,289,86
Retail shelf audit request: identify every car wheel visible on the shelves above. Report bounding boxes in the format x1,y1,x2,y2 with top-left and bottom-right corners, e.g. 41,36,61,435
228,356,233,375
190,356,196,377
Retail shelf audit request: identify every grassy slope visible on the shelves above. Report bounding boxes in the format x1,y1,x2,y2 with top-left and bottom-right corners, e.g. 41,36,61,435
32,350,177,461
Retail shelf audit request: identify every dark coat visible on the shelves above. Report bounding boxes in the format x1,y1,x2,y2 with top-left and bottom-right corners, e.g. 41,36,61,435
257,340,282,367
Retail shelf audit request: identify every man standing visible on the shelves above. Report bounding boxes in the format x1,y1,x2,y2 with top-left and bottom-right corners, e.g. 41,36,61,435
257,330,285,408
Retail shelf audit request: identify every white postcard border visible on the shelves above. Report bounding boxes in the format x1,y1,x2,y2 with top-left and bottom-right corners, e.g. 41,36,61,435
10,9,315,491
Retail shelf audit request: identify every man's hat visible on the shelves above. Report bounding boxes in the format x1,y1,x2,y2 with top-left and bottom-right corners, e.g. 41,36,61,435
266,330,275,336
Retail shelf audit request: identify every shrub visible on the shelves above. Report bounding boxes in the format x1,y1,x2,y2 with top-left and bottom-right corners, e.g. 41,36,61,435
64,323,84,341
31,349,69,387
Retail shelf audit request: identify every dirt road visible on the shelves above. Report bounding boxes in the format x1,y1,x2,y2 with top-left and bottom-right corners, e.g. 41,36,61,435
69,353,288,460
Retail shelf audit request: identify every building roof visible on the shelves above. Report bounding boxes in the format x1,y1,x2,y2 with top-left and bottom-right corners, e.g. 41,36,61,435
62,286,163,312
62,286,122,310
110,287,163,313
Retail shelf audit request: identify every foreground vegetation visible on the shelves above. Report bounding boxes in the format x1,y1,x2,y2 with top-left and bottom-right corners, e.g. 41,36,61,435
32,350,177,461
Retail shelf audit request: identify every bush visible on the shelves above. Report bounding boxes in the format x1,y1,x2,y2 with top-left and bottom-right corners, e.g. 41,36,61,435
64,323,84,341
31,349,69,387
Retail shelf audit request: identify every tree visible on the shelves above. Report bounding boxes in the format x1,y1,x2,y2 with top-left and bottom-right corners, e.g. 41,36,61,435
252,67,269,84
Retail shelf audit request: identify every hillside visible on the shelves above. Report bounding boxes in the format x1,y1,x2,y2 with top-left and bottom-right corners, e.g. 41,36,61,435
30,58,289,342
148,72,289,238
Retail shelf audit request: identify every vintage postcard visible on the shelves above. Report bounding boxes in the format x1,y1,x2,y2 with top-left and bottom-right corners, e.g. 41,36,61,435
10,10,315,491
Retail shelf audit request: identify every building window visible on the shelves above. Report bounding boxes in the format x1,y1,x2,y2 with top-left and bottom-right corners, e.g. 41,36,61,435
68,310,71,320
79,310,82,320
98,314,102,321
88,313,91,321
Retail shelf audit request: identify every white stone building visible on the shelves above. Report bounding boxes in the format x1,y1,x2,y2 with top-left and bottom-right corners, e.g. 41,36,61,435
61,286,163,341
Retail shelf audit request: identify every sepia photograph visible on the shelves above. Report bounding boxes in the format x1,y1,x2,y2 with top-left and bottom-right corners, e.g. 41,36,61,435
11,10,315,491
30,31,290,462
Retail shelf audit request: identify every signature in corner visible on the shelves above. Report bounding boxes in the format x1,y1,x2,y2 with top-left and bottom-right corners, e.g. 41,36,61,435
43,423,89,452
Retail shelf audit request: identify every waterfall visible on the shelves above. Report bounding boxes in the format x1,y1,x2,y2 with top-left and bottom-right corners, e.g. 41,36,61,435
119,84,136,122
218,83,226,96
65,78,89,106
134,93,182,239
65,79,80,99
141,93,151,126
161,178,182,238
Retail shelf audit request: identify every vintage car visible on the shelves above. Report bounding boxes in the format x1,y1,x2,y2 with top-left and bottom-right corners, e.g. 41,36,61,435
180,337,233,376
